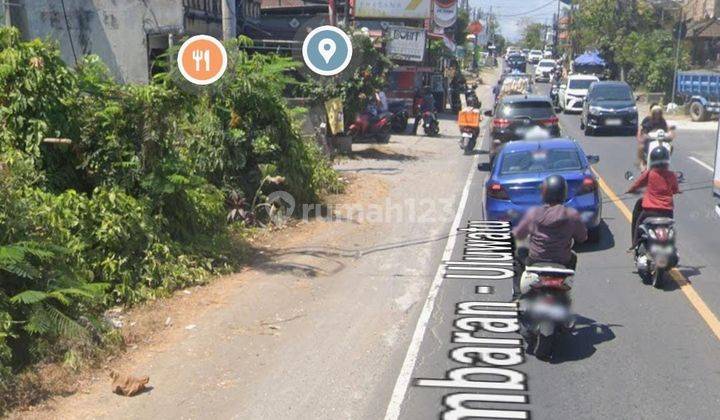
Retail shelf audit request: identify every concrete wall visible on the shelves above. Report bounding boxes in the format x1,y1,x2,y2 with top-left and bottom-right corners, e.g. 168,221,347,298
17,1,185,84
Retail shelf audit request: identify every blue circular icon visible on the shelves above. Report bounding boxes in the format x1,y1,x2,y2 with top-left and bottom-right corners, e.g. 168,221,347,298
302,26,352,76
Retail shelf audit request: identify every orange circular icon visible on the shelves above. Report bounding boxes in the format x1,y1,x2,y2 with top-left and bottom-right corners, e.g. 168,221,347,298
177,35,228,85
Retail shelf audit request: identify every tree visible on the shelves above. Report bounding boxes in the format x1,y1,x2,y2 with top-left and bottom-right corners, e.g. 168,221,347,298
493,34,507,55
520,21,547,50
570,0,689,93
455,9,470,45
570,0,653,74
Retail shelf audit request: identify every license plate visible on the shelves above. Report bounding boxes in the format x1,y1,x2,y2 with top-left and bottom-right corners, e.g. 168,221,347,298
606,118,622,126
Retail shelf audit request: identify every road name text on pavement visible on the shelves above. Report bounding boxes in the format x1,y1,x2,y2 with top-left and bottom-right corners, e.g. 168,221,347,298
415,220,529,420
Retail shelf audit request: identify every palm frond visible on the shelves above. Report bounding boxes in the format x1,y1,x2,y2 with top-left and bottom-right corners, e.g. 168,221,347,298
44,305,89,341
11,290,49,305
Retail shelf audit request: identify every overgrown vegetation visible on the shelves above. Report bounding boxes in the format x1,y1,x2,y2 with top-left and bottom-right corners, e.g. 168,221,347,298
0,28,340,411
570,0,689,94
298,32,394,125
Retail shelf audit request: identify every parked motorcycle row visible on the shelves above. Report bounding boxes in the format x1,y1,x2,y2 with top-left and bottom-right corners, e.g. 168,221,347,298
349,91,446,142
348,83,482,144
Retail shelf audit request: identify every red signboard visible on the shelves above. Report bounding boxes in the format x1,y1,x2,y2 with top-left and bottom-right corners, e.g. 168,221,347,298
467,21,484,35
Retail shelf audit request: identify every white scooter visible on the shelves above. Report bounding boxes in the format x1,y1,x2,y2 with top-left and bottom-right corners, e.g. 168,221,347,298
642,128,675,171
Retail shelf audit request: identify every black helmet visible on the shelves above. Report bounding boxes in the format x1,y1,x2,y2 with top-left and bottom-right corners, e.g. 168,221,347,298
649,146,670,168
541,175,567,205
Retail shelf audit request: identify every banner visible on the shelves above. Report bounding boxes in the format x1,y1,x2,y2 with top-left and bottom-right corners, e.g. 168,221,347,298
433,0,457,28
386,26,427,62
324,98,344,136
354,0,432,19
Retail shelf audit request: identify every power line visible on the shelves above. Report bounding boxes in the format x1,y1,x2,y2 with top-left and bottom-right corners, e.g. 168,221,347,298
494,0,557,18
59,0,78,65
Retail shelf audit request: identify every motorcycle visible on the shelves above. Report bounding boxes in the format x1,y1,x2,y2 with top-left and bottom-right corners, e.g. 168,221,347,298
449,86,462,114
518,264,575,360
388,100,409,133
641,128,676,170
421,111,440,136
550,80,561,110
348,111,392,143
625,173,680,288
458,106,481,154
465,84,479,107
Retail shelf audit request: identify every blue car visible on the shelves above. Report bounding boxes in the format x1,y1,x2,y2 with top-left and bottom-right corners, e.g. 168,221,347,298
484,138,602,242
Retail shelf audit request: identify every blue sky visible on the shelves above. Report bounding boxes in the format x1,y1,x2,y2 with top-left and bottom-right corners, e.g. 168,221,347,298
470,0,566,41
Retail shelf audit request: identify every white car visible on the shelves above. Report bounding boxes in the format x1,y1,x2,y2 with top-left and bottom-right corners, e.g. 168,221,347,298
528,50,543,64
543,50,553,59
505,47,520,60
558,75,600,113
534,59,557,82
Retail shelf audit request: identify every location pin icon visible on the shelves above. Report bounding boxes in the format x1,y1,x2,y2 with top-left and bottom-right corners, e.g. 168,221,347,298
318,39,337,64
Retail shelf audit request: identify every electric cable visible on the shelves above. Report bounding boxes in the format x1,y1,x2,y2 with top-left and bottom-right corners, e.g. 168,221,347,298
60,0,78,65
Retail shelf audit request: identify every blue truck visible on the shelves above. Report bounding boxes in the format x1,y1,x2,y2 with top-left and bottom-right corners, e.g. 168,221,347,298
677,71,720,121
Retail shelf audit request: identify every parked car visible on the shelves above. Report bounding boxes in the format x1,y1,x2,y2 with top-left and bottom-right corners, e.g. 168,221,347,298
506,54,527,73
487,95,561,166
484,138,602,242
558,74,599,113
580,81,638,136
528,50,543,64
534,59,557,82
677,70,720,121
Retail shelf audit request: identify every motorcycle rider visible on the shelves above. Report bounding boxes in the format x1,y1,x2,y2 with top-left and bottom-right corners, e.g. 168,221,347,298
375,89,388,113
636,104,675,168
412,86,437,135
358,93,378,118
512,175,588,300
626,146,680,250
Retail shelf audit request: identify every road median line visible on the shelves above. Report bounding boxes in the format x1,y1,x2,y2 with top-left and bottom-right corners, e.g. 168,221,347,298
591,167,720,342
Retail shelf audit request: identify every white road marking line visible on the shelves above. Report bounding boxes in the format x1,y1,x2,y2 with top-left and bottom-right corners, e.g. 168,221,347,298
383,125,485,420
689,156,713,172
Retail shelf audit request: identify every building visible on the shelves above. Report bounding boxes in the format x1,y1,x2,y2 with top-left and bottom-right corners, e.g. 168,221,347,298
683,0,720,65
242,0,329,52
7,0,260,84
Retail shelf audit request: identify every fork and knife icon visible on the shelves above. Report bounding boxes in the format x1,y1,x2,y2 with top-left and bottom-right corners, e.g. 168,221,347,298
191,49,211,72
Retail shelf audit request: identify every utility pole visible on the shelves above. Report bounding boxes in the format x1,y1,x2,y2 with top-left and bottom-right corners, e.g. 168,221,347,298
671,7,683,104
222,0,237,41
328,0,337,26
554,0,561,55
4,0,14,27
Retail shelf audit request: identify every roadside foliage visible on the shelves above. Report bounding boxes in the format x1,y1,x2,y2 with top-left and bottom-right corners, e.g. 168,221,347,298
570,0,689,94
0,27,340,409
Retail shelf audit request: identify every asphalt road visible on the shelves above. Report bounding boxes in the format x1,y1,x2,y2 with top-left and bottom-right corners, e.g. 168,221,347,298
388,67,720,419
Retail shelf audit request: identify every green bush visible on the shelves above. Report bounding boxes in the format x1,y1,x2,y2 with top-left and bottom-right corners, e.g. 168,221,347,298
0,26,340,403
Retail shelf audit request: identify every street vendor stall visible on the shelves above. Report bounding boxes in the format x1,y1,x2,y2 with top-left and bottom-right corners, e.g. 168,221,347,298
572,51,607,78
